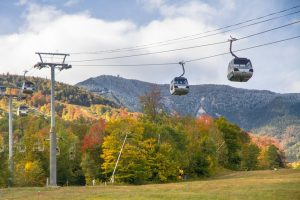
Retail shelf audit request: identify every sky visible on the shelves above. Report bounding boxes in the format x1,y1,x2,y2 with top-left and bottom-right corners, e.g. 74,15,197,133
0,0,299,93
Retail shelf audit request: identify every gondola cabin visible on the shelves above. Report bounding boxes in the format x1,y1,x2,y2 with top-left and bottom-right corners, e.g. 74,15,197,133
0,86,6,96
17,105,28,116
33,141,44,152
69,148,75,160
18,144,26,153
56,146,60,155
170,77,189,95
22,81,35,94
227,58,253,82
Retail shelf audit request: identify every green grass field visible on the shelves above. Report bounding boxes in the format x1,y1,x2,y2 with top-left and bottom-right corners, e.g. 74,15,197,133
1,169,299,200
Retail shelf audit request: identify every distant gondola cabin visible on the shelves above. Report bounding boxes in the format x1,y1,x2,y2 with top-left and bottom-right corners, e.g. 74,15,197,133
227,58,253,82
17,105,28,116
170,77,189,95
22,81,35,94
0,86,6,96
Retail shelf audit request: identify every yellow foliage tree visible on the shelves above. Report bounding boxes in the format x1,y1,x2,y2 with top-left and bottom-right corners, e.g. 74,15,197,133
15,160,46,186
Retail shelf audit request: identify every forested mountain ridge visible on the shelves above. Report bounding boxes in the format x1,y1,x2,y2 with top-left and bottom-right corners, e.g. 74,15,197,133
77,75,300,161
0,74,125,122
0,74,117,107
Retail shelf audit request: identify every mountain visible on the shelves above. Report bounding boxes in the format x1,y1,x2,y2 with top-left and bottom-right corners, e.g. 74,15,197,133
0,74,117,108
0,74,120,121
77,75,300,161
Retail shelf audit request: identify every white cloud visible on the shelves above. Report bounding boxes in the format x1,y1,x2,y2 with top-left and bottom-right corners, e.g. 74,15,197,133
0,0,299,93
160,1,216,20
20,4,63,33
17,0,29,6
64,0,82,7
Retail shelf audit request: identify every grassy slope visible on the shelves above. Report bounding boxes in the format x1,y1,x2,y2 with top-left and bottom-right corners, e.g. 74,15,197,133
1,169,299,200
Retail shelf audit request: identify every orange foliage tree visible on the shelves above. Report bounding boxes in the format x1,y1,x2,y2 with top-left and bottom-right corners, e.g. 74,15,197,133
81,119,106,152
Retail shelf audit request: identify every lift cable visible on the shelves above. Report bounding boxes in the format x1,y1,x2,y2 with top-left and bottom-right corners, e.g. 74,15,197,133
26,68,39,77
72,35,300,67
186,35,300,63
70,20,300,63
70,5,300,55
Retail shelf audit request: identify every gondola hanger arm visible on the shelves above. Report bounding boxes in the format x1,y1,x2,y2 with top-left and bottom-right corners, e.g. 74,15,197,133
23,70,28,81
179,61,186,77
229,36,238,58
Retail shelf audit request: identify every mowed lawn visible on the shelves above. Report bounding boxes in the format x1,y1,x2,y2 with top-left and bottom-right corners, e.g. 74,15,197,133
1,169,299,200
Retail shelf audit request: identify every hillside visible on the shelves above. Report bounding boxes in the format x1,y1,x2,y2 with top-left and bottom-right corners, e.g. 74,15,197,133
0,74,117,108
0,74,122,121
77,75,300,161
0,74,290,187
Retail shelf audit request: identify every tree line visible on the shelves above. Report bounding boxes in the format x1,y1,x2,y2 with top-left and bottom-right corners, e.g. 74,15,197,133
0,88,285,187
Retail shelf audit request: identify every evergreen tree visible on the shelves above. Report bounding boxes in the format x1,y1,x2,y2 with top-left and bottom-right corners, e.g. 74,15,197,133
241,143,260,170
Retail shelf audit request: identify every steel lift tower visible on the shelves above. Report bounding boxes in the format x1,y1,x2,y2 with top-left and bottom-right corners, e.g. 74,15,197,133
34,52,71,186
0,86,25,186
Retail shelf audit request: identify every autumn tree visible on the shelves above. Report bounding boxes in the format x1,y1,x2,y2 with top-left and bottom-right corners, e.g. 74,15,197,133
15,160,45,186
139,86,164,122
81,119,106,184
101,117,152,184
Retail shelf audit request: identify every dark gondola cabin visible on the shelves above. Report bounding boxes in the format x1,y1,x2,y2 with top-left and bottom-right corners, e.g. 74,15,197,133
22,81,35,94
0,86,6,96
227,58,253,82
17,105,28,116
56,146,60,155
170,77,189,95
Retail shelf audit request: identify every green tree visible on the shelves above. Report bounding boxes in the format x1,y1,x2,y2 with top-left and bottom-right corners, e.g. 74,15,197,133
215,117,250,170
187,136,217,177
0,151,8,187
241,143,260,170
145,139,180,182
80,153,98,185
142,121,181,182
267,145,285,169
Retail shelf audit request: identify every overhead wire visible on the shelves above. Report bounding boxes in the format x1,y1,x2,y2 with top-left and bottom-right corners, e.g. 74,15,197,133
25,66,36,76
72,35,300,67
71,41,227,62
69,20,300,63
73,62,178,67
79,10,300,54
186,35,300,63
155,10,300,47
70,5,300,55
27,68,39,77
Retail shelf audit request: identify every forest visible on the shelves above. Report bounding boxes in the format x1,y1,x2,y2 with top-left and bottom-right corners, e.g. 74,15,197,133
0,82,286,187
